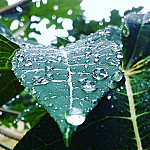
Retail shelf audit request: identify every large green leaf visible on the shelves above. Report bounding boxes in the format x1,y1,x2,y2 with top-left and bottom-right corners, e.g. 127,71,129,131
14,12,149,149
0,24,24,106
12,26,122,145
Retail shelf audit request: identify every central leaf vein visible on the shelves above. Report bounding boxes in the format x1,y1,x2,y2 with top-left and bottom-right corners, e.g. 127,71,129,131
63,50,73,108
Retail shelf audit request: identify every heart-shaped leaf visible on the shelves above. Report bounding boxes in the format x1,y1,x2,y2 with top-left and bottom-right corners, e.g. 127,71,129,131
13,12,150,149
12,26,122,145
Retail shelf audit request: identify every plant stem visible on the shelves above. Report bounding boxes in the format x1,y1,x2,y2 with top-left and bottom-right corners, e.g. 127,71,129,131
0,143,12,150
0,0,31,16
0,108,21,115
0,126,23,141
13,20,30,38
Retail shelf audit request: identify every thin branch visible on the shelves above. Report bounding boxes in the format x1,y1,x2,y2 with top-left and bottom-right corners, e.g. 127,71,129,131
0,0,32,16
0,126,23,141
13,20,31,38
0,108,21,115
0,143,12,150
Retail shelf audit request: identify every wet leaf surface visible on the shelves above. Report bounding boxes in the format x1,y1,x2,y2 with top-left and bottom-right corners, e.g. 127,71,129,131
13,12,150,149
12,26,122,144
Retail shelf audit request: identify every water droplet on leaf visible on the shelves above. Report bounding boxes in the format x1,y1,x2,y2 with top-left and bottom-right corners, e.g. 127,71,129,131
82,80,97,93
93,68,108,80
65,107,85,126
111,71,123,82
107,95,112,100
111,104,114,108
108,80,117,89
17,55,24,62
33,76,50,85
25,59,32,66
116,52,123,59
91,99,98,104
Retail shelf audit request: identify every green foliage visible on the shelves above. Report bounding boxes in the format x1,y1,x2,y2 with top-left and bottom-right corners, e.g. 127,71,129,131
0,0,149,150
0,0,83,41
13,11,150,150
0,0,7,9
0,26,24,106
0,34,19,69
28,0,83,27
11,26,122,145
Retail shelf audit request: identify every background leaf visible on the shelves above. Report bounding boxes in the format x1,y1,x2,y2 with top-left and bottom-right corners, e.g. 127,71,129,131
0,28,24,106
0,0,83,41
122,11,150,70
0,0,8,9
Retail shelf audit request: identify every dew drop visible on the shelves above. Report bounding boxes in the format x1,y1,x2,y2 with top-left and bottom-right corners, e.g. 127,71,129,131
108,80,117,89
25,59,32,66
44,97,49,100
91,99,98,104
45,72,53,80
65,107,85,126
48,103,54,107
107,95,112,100
94,57,99,62
53,5,59,11
82,80,97,93
78,77,87,82
45,64,54,75
93,68,108,80
111,104,114,108
31,87,36,94
17,55,24,62
122,22,130,37
78,74,88,83
0,111,3,116
111,71,123,82
116,52,123,59
20,74,26,81
24,109,29,112
21,117,25,120
33,76,50,85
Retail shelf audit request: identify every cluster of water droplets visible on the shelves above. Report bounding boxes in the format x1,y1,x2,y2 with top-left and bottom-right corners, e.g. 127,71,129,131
11,26,124,138
108,71,123,89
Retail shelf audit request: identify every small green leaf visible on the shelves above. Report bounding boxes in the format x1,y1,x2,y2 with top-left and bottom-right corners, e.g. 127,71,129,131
0,0,8,9
0,34,20,69
122,11,150,70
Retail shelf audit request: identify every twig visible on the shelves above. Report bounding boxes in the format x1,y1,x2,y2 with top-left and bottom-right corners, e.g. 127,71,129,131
13,20,31,38
0,143,12,150
0,0,32,15
0,126,23,141
0,108,21,115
